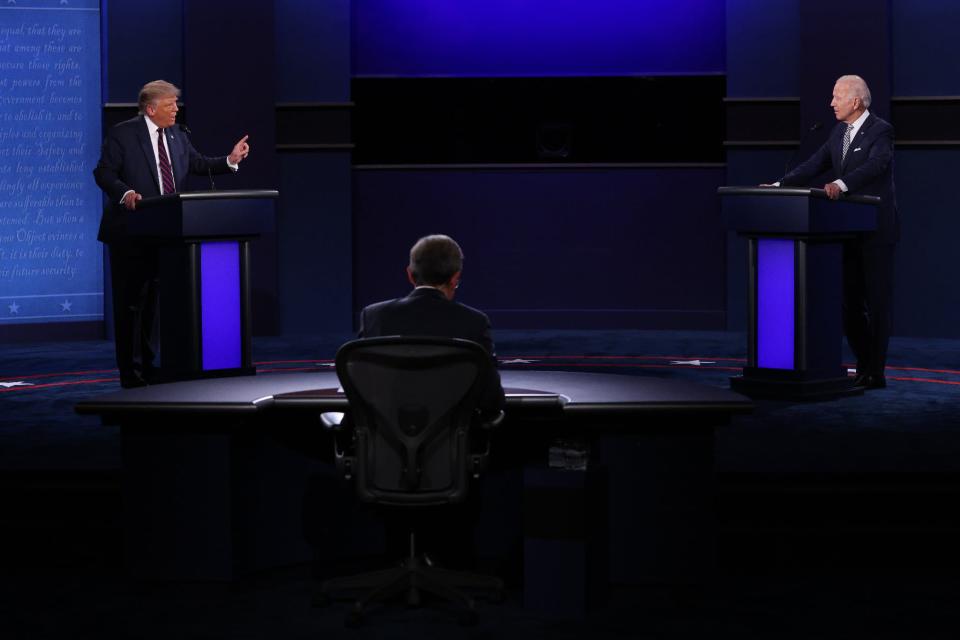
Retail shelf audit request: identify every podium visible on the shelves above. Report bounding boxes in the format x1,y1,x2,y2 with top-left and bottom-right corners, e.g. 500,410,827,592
128,190,278,382
719,187,879,399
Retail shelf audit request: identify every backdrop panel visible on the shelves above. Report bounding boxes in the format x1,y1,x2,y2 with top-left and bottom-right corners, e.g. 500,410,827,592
353,0,725,77
0,0,102,330
353,167,726,330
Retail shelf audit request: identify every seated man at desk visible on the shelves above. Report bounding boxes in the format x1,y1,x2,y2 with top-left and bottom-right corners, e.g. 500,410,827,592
358,233,506,416
355,233,505,568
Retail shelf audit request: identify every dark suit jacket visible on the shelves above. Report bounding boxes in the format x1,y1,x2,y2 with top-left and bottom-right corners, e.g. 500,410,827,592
359,287,506,416
93,116,232,243
781,113,899,245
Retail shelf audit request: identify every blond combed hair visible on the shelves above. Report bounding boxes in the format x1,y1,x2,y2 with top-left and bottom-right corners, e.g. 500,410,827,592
138,80,180,115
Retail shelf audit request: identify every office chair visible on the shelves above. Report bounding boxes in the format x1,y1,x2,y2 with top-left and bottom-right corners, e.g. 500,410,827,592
317,336,505,627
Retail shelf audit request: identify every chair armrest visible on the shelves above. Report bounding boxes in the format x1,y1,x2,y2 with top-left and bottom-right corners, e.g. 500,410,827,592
476,409,505,430
319,411,345,429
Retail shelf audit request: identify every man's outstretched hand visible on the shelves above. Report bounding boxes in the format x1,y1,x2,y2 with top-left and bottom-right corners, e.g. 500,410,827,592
228,135,250,165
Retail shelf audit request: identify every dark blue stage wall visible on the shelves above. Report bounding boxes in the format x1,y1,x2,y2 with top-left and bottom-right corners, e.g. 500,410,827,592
890,0,960,340
6,1,957,342
183,0,278,333
350,0,728,331
275,0,353,335
0,1,103,337
354,168,726,330
352,0,724,77
102,0,182,101
726,0,960,339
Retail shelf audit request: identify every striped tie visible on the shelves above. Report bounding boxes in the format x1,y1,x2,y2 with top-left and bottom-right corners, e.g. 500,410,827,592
841,123,853,164
157,128,175,194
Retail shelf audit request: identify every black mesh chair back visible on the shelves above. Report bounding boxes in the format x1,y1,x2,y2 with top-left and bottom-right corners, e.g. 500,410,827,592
321,336,505,625
335,336,490,506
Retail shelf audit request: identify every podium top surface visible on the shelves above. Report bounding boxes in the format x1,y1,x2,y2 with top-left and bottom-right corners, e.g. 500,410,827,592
127,190,277,240
139,190,279,209
719,186,879,235
718,186,881,206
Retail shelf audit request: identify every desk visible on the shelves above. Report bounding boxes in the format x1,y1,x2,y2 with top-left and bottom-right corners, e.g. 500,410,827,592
77,370,750,594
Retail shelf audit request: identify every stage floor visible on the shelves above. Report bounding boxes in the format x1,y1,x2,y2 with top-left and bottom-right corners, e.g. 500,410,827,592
1,329,960,472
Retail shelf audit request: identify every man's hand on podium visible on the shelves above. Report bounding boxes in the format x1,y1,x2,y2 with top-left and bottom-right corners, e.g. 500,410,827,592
122,190,142,211
823,183,843,200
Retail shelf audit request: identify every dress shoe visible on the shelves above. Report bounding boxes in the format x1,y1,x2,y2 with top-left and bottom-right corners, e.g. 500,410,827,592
853,373,886,390
119,373,148,389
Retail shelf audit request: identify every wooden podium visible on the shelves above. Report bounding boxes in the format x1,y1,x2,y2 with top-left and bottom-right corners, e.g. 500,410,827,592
128,190,278,382
719,187,879,399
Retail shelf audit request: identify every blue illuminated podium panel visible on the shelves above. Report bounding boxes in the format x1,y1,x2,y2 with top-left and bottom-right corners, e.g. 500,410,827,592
129,190,277,382
720,187,878,399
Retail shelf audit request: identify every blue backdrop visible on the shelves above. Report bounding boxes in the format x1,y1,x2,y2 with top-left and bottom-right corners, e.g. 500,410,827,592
352,0,725,77
0,0,102,326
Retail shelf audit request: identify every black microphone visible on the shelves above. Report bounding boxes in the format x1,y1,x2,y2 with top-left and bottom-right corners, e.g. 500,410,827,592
178,123,217,191
784,121,823,176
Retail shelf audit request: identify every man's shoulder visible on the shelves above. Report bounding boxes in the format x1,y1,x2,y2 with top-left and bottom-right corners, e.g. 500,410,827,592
361,297,406,319
108,116,144,137
453,300,491,323
865,113,893,134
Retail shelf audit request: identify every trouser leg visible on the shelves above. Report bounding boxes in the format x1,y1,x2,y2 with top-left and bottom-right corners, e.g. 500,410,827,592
108,244,159,386
843,241,895,378
861,244,895,377
842,241,871,373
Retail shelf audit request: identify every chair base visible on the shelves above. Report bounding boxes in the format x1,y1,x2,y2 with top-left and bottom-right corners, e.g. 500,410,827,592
317,554,504,626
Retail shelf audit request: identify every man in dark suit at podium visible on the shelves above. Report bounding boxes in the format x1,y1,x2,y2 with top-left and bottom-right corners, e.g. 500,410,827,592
359,234,505,415
93,80,251,388
774,75,898,390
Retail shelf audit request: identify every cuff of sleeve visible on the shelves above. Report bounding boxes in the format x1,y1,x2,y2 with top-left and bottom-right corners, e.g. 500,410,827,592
833,179,848,192
119,189,134,205
226,160,238,171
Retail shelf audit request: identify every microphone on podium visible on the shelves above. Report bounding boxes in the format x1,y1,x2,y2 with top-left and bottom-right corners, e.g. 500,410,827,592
178,123,217,191
784,121,823,176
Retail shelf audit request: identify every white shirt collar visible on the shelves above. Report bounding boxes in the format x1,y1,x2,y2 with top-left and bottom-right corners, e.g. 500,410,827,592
848,109,870,138
144,114,164,135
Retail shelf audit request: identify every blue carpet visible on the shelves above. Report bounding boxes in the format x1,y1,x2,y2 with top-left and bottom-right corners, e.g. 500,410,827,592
2,330,958,472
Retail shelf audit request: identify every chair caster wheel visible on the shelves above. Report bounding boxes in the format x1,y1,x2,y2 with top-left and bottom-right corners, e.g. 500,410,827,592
458,609,478,627
345,610,363,628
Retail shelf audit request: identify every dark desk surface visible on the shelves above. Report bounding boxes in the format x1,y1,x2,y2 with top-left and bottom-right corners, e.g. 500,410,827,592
76,370,751,418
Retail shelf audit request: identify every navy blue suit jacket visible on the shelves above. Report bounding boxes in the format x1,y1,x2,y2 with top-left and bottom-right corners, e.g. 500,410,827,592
359,287,506,416
93,116,232,243
781,113,899,245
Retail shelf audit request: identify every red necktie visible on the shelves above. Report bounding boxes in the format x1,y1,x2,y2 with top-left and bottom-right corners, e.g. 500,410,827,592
157,128,175,194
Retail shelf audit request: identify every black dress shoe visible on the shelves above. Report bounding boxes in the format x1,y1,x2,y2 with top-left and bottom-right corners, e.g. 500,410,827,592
119,374,148,389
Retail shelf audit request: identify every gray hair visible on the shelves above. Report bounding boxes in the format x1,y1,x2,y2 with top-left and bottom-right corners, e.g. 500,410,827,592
138,80,180,115
836,75,872,109
408,234,463,286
